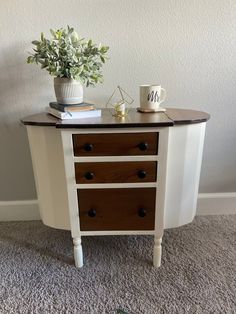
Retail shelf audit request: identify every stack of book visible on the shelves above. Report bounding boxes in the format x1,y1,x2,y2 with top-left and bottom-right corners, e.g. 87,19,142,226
46,102,101,119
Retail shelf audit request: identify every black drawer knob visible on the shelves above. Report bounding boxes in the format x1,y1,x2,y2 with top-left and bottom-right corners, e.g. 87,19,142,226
83,143,93,152
138,208,146,217
137,170,146,179
88,208,96,218
84,172,94,180
138,142,149,151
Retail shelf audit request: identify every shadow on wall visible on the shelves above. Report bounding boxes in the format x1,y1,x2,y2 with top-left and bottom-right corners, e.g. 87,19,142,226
0,43,53,200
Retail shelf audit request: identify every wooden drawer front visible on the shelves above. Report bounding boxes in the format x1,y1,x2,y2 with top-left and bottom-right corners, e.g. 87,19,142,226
72,133,158,156
78,188,156,231
75,161,157,184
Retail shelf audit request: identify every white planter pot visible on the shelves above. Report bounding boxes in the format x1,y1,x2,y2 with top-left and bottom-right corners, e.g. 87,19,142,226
54,78,83,105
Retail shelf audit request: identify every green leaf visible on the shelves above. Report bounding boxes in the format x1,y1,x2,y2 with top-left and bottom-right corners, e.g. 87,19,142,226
100,46,109,53
32,40,39,45
67,25,74,34
27,56,34,63
116,310,129,314
50,29,55,37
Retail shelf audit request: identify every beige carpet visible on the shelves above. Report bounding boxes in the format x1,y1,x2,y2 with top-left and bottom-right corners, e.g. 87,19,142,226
0,215,235,314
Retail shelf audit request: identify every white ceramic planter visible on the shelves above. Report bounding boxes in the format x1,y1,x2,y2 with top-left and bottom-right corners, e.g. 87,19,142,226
54,78,83,105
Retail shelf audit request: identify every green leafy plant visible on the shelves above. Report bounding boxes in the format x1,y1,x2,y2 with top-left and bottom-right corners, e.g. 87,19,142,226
116,310,129,314
27,26,109,87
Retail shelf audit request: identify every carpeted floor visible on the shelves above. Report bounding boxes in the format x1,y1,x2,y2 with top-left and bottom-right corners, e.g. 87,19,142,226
0,216,235,314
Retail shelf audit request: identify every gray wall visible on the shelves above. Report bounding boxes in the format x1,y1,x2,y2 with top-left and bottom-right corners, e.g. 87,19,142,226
0,0,236,200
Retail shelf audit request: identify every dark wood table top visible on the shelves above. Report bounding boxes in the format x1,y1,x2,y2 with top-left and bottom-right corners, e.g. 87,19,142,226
21,108,210,128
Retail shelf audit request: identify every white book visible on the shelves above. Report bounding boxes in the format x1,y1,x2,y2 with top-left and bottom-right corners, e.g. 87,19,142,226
46,106,101,120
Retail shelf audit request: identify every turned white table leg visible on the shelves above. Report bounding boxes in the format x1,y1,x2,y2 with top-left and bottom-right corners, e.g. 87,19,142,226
153,236,162,268
73,237,83,268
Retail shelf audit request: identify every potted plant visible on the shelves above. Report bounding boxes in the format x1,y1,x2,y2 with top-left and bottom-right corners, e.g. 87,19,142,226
27,26,109,105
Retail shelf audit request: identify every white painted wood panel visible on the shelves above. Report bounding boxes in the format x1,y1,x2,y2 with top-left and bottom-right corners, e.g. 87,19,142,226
164,123,206,228
27,126,70,230
73,156,158,162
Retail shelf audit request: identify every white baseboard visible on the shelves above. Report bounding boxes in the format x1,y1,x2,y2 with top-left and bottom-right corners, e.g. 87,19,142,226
0,200,40,221
0,193,235,221
197,193,236,215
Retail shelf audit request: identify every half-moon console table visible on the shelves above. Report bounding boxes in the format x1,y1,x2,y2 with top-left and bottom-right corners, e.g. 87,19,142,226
22,108,210,268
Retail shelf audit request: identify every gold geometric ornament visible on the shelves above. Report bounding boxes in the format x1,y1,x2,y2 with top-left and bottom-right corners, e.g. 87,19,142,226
105,86,134,117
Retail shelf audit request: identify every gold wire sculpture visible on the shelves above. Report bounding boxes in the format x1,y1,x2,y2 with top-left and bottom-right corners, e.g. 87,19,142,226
105,86,134,117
